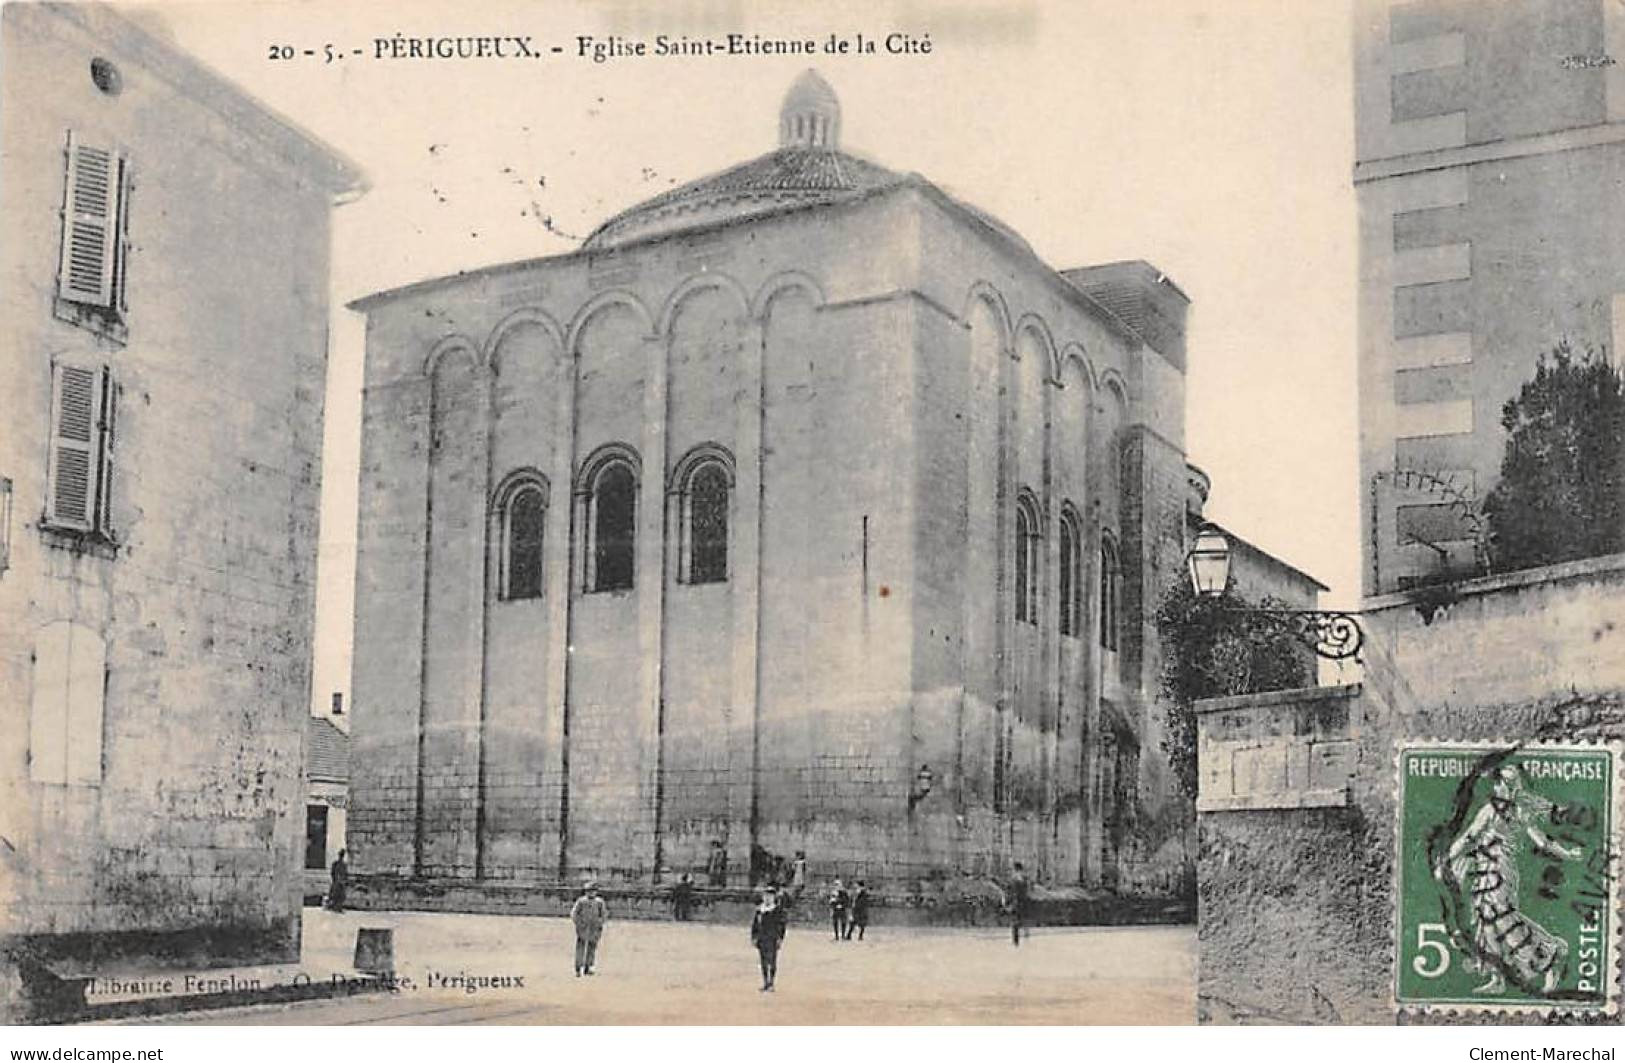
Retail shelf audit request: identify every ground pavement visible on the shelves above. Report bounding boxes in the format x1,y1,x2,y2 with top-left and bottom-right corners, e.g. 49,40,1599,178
119,909,1195,1025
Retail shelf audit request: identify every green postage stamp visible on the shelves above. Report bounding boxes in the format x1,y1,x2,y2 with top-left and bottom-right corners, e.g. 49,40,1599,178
1396,741,1621,1015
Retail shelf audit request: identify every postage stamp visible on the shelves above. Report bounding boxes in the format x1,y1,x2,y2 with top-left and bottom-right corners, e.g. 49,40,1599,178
1395,741,1622,1015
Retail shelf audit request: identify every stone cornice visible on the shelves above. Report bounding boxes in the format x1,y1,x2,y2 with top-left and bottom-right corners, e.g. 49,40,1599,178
1353,121,1625,185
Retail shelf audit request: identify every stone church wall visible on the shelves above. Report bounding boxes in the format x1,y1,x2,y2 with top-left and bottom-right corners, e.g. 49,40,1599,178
347,182,1196,895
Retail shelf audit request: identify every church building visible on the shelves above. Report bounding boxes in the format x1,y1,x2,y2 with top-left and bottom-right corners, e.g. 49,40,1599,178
347,72,1201,896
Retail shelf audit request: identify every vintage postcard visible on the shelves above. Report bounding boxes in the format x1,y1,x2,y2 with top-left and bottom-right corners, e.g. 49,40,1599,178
2,0,1623,1044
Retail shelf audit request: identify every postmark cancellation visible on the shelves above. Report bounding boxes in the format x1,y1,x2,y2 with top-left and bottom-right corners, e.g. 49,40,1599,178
1396,740,1623,1016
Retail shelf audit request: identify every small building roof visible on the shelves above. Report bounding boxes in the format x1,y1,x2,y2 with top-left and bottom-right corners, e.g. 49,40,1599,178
1192,513,1330,594
307,716,350,784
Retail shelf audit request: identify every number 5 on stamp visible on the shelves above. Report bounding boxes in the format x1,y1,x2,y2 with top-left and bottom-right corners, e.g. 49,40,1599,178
1396,742,1621,1015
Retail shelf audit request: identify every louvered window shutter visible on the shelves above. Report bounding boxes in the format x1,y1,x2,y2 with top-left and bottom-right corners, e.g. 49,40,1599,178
112,155,131,313
58,132,119,308
95,369,116,534
46,363,105,531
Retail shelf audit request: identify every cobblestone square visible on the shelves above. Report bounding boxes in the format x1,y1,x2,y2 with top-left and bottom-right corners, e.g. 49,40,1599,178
144,910,1195,1025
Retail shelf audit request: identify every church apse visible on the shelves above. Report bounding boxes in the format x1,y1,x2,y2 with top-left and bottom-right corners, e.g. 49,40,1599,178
344,70,1199,905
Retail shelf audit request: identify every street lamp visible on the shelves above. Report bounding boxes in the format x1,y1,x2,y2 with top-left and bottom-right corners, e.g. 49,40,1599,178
1185,525,1365,662
1187,525,1231,597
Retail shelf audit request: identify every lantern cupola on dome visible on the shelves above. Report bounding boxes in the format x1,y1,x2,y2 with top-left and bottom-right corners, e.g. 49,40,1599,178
779,69,841,149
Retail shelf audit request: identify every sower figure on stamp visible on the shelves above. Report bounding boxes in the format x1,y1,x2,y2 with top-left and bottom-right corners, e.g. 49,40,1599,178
1437,764,1582,994
827,879,850,941
847,880,870,940
570,881,609,977
1005,862,1030,947
326,849,349,913
750,886,788,992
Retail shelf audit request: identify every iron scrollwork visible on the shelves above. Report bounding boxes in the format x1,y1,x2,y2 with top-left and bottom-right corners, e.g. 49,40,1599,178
1252,608,1365,662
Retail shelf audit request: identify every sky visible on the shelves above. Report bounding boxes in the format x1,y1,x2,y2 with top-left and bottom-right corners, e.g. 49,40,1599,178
149,0,1362,710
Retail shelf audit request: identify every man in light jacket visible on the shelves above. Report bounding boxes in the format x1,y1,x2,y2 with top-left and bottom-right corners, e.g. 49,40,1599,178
570,881,608,976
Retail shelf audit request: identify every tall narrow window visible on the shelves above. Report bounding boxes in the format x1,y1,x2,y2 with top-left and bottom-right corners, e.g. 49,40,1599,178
688,464,729,584
497,475,547,601
592,463,636,592
1100,534,1121,652
45,362,115,537
1059,506,1082,638
1015,492,1040,625
57,132,131,339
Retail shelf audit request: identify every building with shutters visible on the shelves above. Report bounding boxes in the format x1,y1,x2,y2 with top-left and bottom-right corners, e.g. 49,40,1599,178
346,70,1230,900
0,2,362,1009
1354,0,1625,595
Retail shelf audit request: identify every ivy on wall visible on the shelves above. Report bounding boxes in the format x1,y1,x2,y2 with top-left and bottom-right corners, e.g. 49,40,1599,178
1155,580,1311,799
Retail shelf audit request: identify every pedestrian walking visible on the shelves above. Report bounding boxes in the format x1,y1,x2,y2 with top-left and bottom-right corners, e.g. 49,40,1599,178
326,849,349,913
1006,862,1030,947
570,881,609,976
706,840,728,887
827,878,850,941
790,850,808,901
671,872,695,922
847,880,870,940
750,887,788,991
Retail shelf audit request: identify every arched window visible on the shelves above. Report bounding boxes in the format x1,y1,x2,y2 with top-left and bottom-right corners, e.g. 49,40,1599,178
495,473,548,601
671,444,735,586
593,464,636,592
1099,533,1121,652
689,465,729,584
1015,491,1040,625
1059,505,1083,638
578,446,640,594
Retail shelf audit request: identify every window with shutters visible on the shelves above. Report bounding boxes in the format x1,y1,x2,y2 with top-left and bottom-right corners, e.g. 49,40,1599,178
55,132,131,341
44,361,116,540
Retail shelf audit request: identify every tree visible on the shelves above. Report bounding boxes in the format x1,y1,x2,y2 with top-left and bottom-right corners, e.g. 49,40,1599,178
1482,341,1625,573
1155,579,1311,799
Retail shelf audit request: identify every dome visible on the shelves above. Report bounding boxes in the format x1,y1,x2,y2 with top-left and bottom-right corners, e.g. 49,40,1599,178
583,70,904,250
583,148,904,251
581,69,1035,261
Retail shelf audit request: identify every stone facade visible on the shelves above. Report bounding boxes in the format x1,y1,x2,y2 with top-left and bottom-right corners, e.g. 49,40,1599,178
347,73,1202,899
1195,555,1625,1023
1353,0,1625,595
0,2,360,1014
